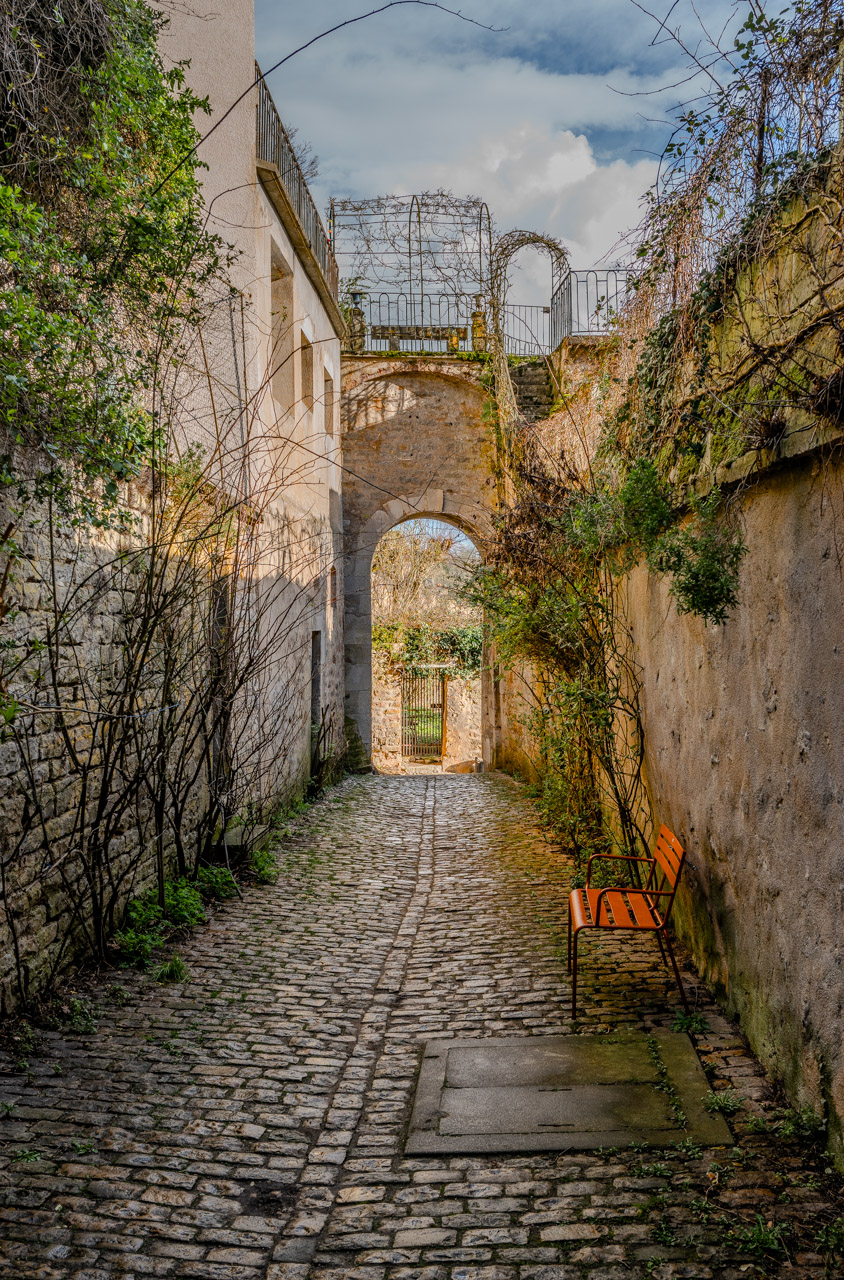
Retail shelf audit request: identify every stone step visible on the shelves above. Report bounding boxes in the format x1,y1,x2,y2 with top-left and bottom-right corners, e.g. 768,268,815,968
509,361,555,422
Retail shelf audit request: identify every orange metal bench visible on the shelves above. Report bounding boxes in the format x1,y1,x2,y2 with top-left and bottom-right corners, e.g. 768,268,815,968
567,824,689,1018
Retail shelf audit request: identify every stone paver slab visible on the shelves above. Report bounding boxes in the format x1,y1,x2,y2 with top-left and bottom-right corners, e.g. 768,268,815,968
405,1032,731,1152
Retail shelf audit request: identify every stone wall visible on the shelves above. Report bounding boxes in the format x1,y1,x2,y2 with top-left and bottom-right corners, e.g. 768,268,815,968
0,0,346,1012
370,650,481,772
623,445,844,1162
0,467,212,1010
0,458,345,1012
340,356,498,762
492,419,844,1164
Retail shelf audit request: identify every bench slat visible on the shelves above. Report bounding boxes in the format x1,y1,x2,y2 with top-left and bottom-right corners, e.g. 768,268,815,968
653,825,683,887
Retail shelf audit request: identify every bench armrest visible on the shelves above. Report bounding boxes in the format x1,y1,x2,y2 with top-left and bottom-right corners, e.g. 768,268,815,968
586,853,652,886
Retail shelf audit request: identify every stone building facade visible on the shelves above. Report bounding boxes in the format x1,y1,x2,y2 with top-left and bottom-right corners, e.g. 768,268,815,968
0,0,345,1011
162,0,346,795
340,355,497,762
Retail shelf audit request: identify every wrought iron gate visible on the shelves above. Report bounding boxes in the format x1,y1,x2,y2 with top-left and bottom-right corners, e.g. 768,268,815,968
400,670,447,761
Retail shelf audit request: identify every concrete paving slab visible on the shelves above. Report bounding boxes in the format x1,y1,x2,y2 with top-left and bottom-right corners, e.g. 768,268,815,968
405,1030,732,1153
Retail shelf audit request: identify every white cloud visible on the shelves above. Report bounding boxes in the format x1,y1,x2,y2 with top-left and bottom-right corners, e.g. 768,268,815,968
413,120,657,277
245,0,738,295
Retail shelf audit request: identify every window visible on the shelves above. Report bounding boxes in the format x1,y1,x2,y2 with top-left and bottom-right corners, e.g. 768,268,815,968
323,370,335,437
329,566,337,605
270,265,294,411
300,333,314,411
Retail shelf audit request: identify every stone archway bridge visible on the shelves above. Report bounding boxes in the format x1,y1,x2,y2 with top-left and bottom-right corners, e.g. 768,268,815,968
340,354,500,764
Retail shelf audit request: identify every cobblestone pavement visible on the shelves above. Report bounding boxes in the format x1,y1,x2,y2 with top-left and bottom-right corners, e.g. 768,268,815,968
1,775,842,1280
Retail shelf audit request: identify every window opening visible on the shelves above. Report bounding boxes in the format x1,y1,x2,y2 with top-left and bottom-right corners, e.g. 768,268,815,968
271,265,294,410
323,370,335,436
300,333,314,411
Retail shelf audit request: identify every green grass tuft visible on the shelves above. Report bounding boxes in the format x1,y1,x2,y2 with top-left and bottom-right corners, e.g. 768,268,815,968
152,953,190,984
703,1089,744,1116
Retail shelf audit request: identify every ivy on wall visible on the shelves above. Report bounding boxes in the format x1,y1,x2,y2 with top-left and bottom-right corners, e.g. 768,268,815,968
479,0,844,864
372,622,483,679
0,0,224,525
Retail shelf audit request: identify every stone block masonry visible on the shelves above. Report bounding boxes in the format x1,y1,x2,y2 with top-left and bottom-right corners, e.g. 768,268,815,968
0,464,345,1014
371,651,481,772
341,356,498,762
624,445,844,1167
2,774,841,1277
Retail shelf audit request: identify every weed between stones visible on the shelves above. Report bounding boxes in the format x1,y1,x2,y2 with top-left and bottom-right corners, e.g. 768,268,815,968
646,1033,688,1129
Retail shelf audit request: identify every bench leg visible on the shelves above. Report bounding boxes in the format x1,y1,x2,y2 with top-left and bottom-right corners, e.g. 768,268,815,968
655,929,668,968
662,927,690,1014
567,908,572,972
571,930,579,1019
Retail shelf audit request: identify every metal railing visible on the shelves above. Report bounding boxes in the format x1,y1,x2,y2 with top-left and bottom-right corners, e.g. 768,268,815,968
346,293,556,356
255,66,339,301
349,293,474,354
345,278,629,355
502,304,552,356
551,268,629,343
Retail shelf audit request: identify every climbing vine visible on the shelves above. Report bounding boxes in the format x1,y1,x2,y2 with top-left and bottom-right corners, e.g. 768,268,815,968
0,0,225,525
373,621,483,678
479,0,844,862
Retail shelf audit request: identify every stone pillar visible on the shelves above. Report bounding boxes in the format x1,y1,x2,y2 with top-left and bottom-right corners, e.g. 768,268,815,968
348,306,366,355
471,299,488,353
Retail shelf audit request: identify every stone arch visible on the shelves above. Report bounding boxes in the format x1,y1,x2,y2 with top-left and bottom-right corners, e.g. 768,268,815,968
340,356,499,764
344,490,494,764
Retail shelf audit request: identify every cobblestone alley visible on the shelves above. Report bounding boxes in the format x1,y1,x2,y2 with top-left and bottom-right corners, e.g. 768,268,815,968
1,775,842,1280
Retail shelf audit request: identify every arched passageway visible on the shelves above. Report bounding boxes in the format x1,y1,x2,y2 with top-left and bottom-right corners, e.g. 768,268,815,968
340,357,498,762
369,516,483,773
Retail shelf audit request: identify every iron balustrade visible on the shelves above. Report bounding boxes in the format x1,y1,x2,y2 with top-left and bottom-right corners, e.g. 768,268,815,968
347,293,555,356
255,66,339,301
346,278,628,356
502,304,552,356
550,268,629,343
401,670,447,761
355,293,473,353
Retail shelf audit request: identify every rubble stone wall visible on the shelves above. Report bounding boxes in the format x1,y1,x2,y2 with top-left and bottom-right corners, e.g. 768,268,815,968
370,650,481,772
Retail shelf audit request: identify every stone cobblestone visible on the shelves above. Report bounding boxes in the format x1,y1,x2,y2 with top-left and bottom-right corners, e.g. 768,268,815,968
1,774,842,1279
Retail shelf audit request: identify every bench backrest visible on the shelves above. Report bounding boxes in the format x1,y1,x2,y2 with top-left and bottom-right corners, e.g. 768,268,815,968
646,825,686,917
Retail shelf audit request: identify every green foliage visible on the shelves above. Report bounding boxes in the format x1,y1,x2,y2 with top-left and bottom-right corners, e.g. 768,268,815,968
731,1214,792,1259
0,0,224,524
703,1089,744,1116
196,866,238,901
650,1219,677,1245
6,1019,36,1073
250,845,279,885
748,1104,824,1140
650,492,745,626
816,1216,844,1268
162,879,206,927
115,875,205,965
672,1009,710,1035
672,1137,703,1158
65,998,98,1034
152,952,190,983
373,621,483,677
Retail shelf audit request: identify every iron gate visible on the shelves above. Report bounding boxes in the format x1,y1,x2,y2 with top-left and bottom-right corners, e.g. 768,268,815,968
400,670,447,761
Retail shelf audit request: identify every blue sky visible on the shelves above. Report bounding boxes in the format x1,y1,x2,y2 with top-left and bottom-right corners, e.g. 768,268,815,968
254,0,742,295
